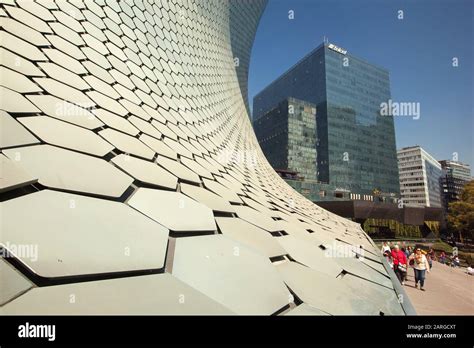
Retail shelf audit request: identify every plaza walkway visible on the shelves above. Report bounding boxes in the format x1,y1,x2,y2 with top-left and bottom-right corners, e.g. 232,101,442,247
403,262,474,315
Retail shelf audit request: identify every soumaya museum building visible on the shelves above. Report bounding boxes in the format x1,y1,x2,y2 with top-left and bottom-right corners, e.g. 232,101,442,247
0,0,415,316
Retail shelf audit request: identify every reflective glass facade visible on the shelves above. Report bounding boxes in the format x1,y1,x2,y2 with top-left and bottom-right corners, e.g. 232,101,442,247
425,160,442,208
287,100,317,181
253,100,289,171
253,43,400,198
253,98,317,181
439,160,472,213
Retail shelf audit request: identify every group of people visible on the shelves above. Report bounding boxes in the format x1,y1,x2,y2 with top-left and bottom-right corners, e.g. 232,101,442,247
381,242,430,291
437,251,461,267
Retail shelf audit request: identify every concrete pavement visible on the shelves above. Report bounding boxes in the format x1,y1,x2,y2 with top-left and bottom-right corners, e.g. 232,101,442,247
402,262,474,315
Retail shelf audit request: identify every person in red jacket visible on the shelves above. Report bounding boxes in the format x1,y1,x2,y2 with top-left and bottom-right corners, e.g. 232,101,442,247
391,244,408,285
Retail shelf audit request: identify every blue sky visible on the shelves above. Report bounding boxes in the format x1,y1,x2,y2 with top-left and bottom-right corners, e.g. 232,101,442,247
248,0,473,168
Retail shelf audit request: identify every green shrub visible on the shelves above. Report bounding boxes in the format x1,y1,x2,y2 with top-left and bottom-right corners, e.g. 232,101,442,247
459,251,474,266
431,241,453,253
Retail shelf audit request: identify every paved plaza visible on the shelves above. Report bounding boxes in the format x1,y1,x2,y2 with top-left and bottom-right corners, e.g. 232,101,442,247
404,262,474,315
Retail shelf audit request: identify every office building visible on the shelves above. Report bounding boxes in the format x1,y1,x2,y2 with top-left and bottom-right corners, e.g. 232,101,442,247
397,146,442,207
253,97,317,181
253,42,400,201
439,160,472,212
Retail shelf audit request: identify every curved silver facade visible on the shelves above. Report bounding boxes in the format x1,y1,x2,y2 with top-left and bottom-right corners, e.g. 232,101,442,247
0,0,403,315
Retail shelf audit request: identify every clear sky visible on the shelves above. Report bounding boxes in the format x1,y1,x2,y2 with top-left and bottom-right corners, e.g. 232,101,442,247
248,0,473,169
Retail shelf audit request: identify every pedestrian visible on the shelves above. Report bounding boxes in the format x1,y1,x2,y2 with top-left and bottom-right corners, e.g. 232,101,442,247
405,246,412,258
409,248,430,291
401,247,409,282
439,251,446,264
452,255,460,268
381,241,391,254
427,253,433,269
428,248,435,269
384,250,393,269
391,245,408,285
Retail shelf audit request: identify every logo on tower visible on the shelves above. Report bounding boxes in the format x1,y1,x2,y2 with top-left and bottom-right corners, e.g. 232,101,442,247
328,43,347,55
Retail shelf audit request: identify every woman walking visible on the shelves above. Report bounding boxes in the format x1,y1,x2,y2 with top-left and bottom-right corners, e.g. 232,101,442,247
409,248,430,291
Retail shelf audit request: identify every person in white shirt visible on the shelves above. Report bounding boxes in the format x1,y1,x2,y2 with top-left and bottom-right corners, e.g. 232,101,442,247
381,242,391,254
409,248,430,291
452,256,460,268
467,266,474,275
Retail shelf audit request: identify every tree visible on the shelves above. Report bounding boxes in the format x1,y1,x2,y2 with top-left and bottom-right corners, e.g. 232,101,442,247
447,180,474,243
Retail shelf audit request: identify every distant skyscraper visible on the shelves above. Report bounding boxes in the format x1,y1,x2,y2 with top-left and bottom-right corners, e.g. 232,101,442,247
397,146,442,207
439,160,472,212
253,42,399,201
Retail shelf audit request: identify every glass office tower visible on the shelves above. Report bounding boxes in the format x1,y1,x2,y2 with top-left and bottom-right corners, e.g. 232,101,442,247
253,98,317,181
253,42,400,198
